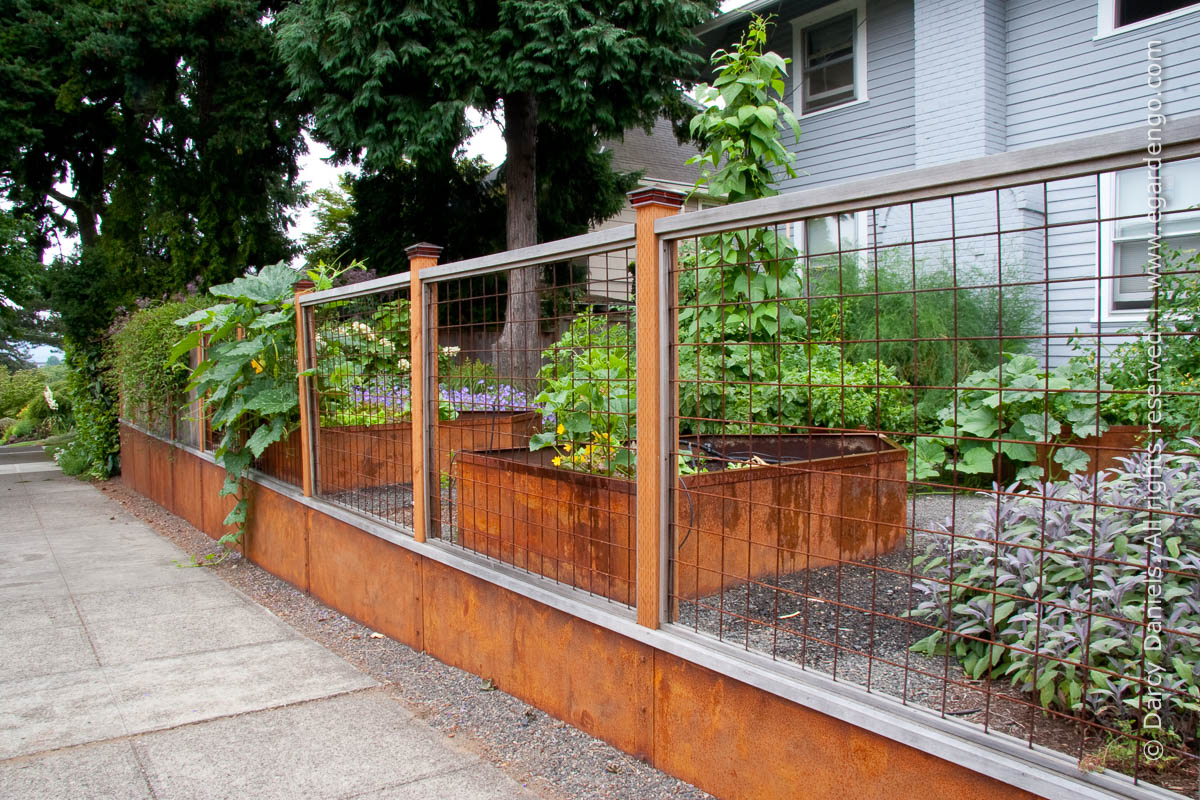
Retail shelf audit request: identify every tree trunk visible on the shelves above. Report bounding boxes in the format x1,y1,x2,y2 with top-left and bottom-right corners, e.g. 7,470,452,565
494,91,545,390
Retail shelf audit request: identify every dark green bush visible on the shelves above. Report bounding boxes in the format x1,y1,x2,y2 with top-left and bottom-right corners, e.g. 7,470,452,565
107,297,212,428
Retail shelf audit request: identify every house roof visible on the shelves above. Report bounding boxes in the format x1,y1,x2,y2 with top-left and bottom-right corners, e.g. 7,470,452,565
601,116,701,190
694,0,783,37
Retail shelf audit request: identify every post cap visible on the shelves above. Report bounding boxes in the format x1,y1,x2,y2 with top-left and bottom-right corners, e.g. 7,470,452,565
404,242,444,260
627,187,687,209
294,278,316,291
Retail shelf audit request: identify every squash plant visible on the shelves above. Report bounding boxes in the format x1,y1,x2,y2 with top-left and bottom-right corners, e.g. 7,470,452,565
170,261,353,555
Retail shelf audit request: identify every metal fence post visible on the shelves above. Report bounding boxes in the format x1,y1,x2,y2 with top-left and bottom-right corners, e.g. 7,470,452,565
630,188,685,629
293,279,316,497
407,243,443,542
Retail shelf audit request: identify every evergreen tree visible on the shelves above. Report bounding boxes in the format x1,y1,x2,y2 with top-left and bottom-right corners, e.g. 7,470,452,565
278,0,717,379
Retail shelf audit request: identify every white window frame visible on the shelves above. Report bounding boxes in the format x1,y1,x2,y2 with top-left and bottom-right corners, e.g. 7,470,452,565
1097,165,1200,323
1095,0,1200,38
791,0,868,119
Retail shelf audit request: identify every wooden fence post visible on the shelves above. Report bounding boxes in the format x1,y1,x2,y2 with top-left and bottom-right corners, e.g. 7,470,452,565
406,243,443,542
294,279,316,497
630,188,685,629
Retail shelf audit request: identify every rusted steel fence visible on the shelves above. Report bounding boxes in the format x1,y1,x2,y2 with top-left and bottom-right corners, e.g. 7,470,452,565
142,119,1200,799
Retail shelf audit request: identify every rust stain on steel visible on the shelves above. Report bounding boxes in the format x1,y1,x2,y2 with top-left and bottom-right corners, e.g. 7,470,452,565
455,447,636,605
314,411,541,494
453,434,907,604
652,652,1043,800
420,558,656,760
1035,423,1148,480
307,508,423,651
244,484,309,591
172,451,204,531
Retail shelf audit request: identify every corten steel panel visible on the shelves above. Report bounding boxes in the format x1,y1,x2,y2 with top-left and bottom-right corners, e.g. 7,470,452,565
172,451,204,531
317,412,540,494
307,509,423,650
652,653,1043,800
453,435,907,603
675,437,909,598
1035,424,1148,480
147,438,173,511
420,558,655,759
125,426,149,497
455,448,636,605
200,459,239,543
244,484,309,591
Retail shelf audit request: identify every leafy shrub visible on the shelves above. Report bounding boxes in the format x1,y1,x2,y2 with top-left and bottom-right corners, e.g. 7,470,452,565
52,438,94,476
172,262,351,549
807,252,1040,421
0,366,43,418
63,342,120,478
529,313,636,477
678,342,910,436
107,297,212,428
1092,247,1200,439
910,354,1108,482
910,445,1200,741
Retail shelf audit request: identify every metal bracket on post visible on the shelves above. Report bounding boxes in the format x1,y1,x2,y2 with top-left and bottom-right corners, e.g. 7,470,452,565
406,242,444,543
293,279,316,497
629,187,686,630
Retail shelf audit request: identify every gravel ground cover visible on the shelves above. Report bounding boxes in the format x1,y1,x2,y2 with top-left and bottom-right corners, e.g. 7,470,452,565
97,478,712,800
674,493,997,708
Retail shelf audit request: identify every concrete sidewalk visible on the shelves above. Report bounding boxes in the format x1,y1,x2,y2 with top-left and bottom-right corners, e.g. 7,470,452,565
0,455,539,799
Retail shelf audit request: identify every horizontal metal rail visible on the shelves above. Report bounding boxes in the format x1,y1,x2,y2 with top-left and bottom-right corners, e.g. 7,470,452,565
300,271,412,307
300,225,637,307
420,224,636,282
656,114,1200,239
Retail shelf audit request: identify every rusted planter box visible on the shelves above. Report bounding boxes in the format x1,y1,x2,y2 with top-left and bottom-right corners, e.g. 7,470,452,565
1035,424,1149,480
452,434,908,606
318,411,541,494
256,412,541,493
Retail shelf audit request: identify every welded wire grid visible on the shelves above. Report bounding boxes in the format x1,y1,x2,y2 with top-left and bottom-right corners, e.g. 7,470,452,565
310,287,416,528
666,162,1200,793
429,248,640,608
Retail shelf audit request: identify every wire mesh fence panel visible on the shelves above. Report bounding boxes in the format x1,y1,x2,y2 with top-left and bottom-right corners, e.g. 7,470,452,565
310,286,415,528
429,247,639,607
666,160,1200,795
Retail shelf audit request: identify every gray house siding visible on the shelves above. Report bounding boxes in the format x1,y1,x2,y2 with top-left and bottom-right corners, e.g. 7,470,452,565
1006,0,1200,364
1006,0,1200,148
753,0,918,192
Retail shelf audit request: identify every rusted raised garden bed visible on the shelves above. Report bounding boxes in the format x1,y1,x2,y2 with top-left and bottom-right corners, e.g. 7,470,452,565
452,433,908,606
257,412,541,493
1035,424,1149,480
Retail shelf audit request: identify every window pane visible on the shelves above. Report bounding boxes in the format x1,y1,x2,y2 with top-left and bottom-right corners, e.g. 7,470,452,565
1117,0,1196,27
1115,158,1200,238
806,213,859,255
1114,233,1200,308
803,11,856,112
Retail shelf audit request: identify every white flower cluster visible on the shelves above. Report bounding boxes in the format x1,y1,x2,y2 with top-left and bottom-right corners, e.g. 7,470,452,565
43,384,58,411
440,345,461,357
398,357,412,371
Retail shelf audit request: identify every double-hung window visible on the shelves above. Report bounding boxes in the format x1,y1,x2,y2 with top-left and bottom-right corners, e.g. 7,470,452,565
1101,158,1200,316
793,1,867,116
